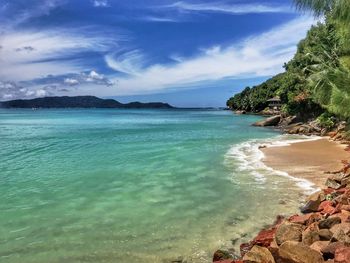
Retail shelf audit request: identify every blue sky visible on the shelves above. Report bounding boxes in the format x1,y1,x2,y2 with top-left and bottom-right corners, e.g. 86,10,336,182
0,0,315,107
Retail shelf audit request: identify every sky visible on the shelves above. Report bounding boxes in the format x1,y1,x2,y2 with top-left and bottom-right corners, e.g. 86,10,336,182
0,0,316,107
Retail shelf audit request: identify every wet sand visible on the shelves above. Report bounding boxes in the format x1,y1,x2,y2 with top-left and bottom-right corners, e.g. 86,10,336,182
262,138,350,188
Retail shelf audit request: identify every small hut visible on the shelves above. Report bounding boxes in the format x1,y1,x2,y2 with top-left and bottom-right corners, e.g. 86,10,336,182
267,96,281,110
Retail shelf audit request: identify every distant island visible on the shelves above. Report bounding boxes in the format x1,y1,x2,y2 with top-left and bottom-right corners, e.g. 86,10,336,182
0,96,174,109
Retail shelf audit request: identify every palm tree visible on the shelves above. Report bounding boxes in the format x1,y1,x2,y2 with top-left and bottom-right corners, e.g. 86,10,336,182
294,0,350,119
294,0,350,25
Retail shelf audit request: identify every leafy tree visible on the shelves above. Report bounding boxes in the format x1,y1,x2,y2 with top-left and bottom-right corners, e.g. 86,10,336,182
227,1,350,121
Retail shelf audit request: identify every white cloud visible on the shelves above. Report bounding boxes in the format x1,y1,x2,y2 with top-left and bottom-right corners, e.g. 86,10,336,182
105,50,146,76
64,78,80,86
102,17,315,96
0,81,56,100
92,0,109,7
0,29,118,81
82,70,113,86
165,1,293,15
140,16,179,23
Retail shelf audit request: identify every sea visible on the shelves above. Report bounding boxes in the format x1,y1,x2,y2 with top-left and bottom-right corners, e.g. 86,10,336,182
0,108,318,263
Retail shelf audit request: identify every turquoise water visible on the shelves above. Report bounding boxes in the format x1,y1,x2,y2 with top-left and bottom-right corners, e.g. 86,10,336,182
0,109,312,262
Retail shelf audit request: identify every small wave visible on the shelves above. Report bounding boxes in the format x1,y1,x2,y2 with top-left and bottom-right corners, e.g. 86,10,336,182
224,135,321,194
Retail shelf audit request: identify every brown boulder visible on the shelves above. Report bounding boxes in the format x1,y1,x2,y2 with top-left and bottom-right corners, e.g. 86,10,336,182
326,179,342,190
319,217,341,229
310,240,330,253
302,229,320,246
301,191,325,213
275,222,303,246
330,223,350,243
213,250,233,262
318,229,333,241
302,221,322,246
278,241,324,263
337,122,347,133
242,245,275,263
341,177,350,187
253,115,281,127
288,214,313,225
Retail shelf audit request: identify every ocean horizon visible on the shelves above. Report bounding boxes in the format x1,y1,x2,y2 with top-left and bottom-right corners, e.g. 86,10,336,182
0,109,317,262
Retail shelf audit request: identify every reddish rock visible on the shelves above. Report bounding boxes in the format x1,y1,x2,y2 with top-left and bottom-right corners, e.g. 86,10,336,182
331,209,350,223
319,201,337,215
289,214,312,225
319,201,334,210
321,242,346,259
334,246,350,263
305,213,323,225
324,188,335,195
252,228,277,247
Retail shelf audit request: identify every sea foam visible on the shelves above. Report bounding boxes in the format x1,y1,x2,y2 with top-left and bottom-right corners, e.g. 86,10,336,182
225,135,322,194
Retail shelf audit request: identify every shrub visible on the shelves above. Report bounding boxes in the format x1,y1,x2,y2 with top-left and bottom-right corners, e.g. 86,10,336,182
316,112,335,129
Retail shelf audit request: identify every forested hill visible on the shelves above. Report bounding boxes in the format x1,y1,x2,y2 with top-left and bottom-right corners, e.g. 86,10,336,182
0,96,174,109
227,0,350,122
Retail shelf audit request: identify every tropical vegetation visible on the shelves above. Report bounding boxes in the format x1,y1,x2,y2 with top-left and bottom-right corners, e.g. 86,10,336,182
227,0,350,121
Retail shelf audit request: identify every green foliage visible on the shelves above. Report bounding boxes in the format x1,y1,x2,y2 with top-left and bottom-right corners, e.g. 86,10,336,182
227,1,350,121
294,0,350,25
316,112,335,129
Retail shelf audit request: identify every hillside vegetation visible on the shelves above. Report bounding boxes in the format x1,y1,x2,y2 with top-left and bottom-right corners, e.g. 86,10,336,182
227,0,350,122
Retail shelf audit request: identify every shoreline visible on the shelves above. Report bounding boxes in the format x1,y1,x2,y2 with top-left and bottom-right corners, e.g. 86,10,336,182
261,137,350,189
212,116,350,263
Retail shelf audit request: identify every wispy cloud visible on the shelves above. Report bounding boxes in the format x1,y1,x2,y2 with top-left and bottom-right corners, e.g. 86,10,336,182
92,0,109,8
140,16,179,23
105,50,146,76
164,1,293,15
0,0,66,28
0,28,120,81
103,17,314,96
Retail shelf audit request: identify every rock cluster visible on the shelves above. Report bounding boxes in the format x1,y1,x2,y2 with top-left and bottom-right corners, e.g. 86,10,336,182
252,115,349,144
213,169,350,263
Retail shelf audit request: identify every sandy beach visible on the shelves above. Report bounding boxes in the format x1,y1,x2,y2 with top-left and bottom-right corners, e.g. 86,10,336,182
261,138,350,188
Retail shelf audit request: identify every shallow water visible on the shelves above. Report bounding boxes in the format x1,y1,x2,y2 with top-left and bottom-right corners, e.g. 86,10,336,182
0,109,315,262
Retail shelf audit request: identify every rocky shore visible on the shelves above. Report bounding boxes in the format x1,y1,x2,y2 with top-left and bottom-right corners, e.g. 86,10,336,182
212,115,350,263
252,114,349,144
213,166,350,263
